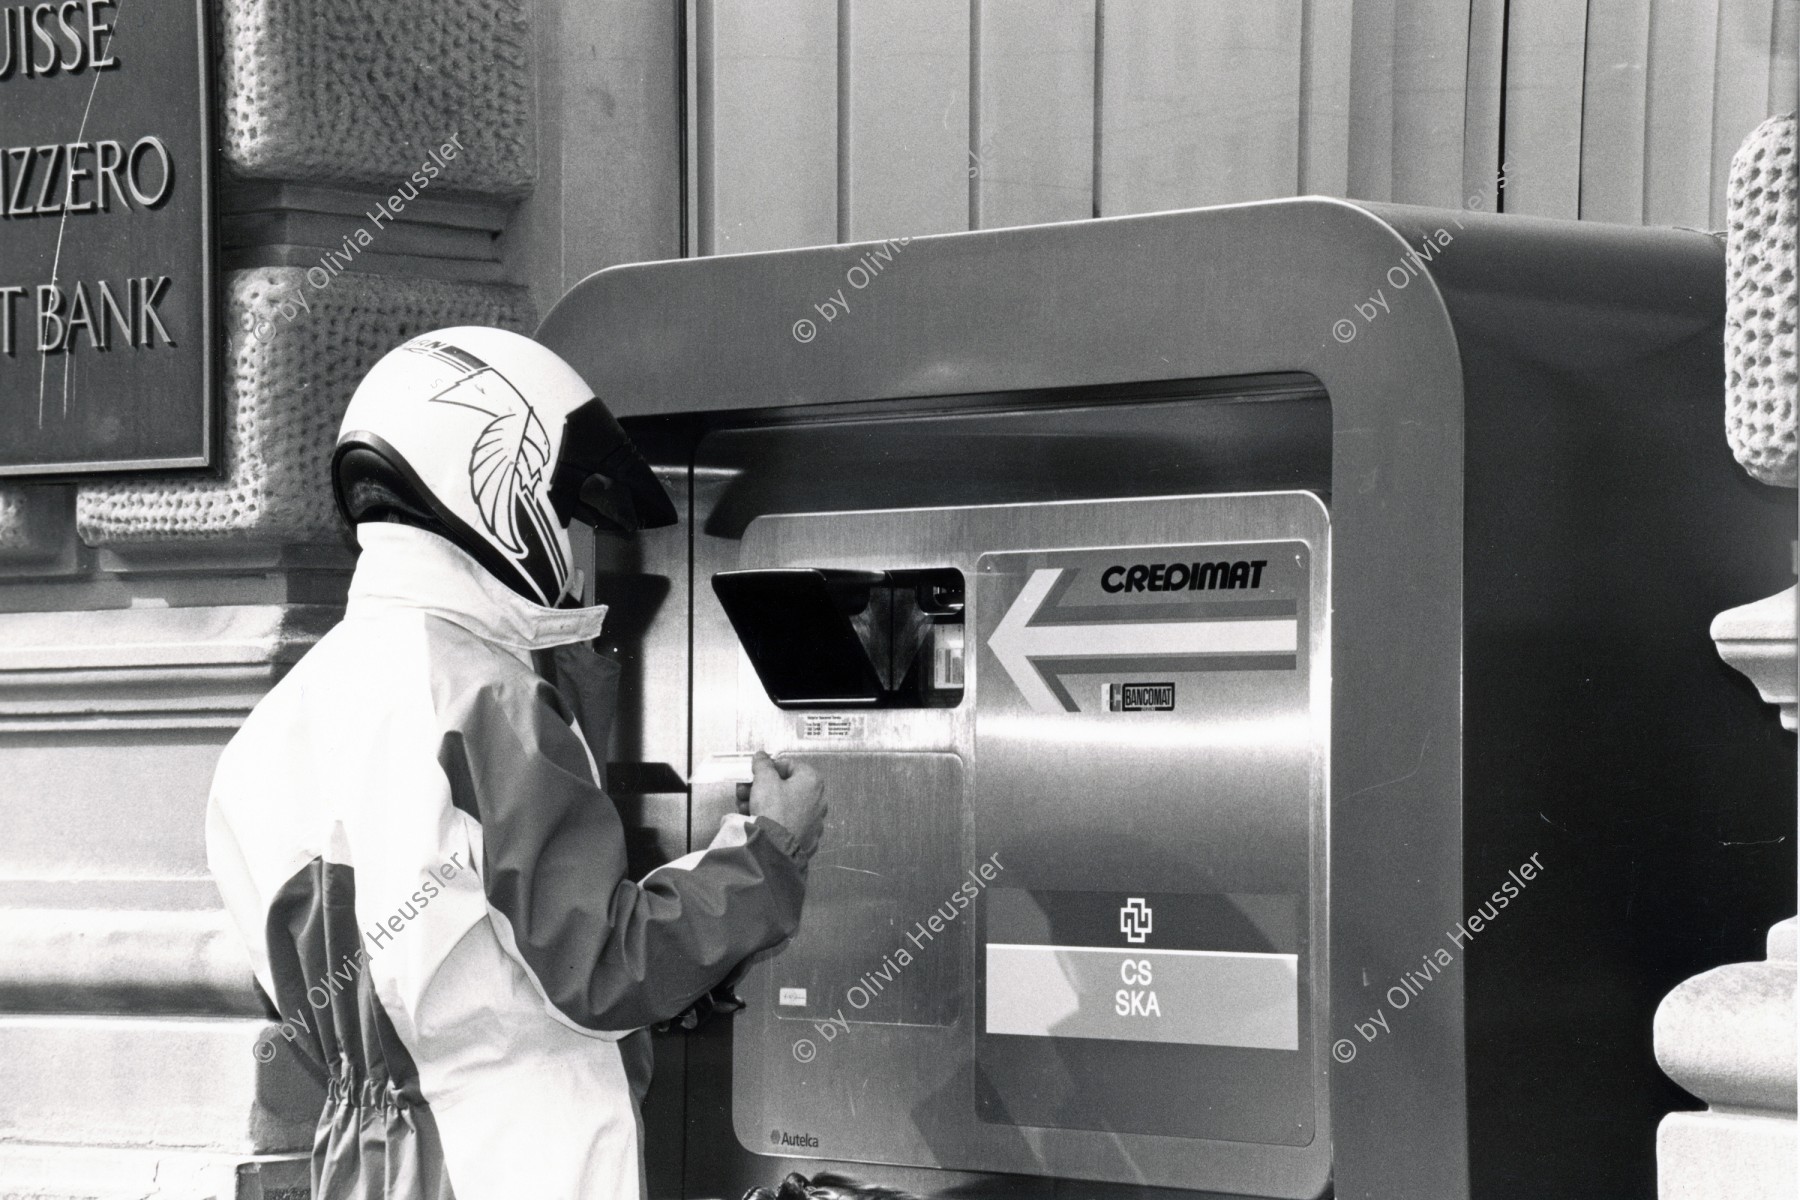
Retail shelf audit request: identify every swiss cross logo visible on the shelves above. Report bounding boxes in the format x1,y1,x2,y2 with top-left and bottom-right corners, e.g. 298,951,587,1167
1120,897,1153,944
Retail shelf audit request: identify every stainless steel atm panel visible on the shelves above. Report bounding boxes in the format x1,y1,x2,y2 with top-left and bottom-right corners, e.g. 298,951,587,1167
710,493,1329,1194
542,198,1797,1200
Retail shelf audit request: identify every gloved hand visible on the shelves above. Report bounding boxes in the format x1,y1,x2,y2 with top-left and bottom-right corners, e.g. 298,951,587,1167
652,959,749,1034
738,751,827,867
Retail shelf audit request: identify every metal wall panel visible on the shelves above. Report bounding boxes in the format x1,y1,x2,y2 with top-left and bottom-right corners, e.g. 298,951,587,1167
1644,0,1724,228
1096,0,1304,216
1580,0,1653,225
1388,0,1478,207
1461,0,1507,210
523,0,682,316
697,0,840,254
1344,0,1398,203
1503,0,1590,219
1343,0,1478,206
685,1,1796,252
1299,0,1355,195
843,0,973,240
1773,0,1800,128
973,0,1097,228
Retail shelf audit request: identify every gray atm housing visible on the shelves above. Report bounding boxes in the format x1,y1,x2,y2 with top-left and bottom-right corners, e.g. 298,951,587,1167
539,199,1795,1200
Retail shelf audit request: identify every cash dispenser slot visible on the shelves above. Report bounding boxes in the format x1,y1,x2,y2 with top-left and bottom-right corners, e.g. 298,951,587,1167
712,567,965,708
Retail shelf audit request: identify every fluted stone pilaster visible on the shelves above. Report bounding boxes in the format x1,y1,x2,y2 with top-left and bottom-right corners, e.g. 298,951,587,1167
1656,110,1799,1200
1726,114,1797,487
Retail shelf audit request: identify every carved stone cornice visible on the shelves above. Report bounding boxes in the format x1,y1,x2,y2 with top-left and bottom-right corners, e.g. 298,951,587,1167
0,908,261,1017
1712,586,1797,730
0,603,336,731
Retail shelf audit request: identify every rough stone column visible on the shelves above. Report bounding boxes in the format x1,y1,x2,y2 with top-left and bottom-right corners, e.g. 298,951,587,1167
0,3,537,1194
1653,112,1799,1200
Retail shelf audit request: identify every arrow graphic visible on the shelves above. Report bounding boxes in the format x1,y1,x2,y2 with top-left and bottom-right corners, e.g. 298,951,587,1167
989,568,1298,713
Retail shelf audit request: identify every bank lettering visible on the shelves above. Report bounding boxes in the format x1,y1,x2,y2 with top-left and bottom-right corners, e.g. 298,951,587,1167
2,0,187,373
2,0,208,476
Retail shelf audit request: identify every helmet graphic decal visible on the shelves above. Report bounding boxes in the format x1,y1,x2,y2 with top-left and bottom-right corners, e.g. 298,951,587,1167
469,404,552,555
408,339,568,603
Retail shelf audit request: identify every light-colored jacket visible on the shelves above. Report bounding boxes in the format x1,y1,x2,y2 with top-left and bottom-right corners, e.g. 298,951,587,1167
208,521,808,1198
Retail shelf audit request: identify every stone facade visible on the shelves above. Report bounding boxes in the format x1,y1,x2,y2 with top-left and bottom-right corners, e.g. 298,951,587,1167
1656,920,1798,1199
215,0,536,196
0,3,538,1195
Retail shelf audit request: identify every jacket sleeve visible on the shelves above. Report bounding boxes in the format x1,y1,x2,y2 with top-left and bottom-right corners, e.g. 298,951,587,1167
436,670,808,1033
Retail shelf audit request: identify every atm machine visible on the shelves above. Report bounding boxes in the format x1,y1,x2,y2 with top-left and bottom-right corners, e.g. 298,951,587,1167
538,199,1795,1200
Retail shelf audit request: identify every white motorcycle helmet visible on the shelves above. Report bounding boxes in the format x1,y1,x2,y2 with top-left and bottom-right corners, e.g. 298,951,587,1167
332,327,677,606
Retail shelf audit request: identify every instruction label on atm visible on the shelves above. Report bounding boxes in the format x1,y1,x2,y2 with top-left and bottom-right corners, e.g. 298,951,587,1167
980,541,1308,714
798,713,861,739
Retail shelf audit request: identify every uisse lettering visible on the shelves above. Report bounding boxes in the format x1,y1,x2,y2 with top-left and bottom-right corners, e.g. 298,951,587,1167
1100,559,1268,594
0,2,119,81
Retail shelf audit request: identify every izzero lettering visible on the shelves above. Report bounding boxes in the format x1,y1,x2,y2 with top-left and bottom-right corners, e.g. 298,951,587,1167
0,136,171,219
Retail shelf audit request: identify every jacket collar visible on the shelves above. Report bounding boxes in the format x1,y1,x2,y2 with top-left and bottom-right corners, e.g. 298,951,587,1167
346,522,608,653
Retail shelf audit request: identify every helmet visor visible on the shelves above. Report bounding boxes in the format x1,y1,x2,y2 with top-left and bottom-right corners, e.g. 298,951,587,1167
549,399,679,534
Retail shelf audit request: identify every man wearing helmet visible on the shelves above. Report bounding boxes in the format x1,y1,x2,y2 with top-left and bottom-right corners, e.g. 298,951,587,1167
207,327,827,1198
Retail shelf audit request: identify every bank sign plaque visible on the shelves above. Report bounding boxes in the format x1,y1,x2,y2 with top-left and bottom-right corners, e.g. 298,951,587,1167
0,1,214,475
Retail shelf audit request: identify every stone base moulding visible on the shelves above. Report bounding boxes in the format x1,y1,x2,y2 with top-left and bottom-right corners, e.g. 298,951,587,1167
0,907,262,1017
0,602,338,731
75,269,533,549
0,1144,308,1200
1655,920,1798,1112
1654,917,1798,1200
0,601,333,1180
1658,1110,1797,1200
0,1014,322,1155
